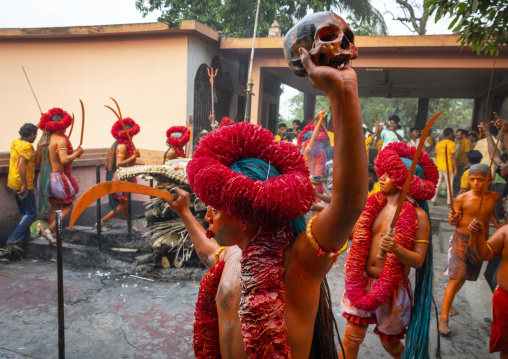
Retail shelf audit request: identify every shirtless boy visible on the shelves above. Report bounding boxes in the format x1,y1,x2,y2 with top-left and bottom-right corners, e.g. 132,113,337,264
441,163,500,334
37,108,83,244
469,213,508,358
340,142,437,359
166,15,368,357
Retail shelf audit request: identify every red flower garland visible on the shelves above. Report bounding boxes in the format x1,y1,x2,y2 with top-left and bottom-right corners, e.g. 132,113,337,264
345,191,417,312
193,260,225,359
39,108,72,132
187,122,313,226
219,117,235,128
297,124,327,148
166,126,190,148
375,142,438,200
239,227,292,358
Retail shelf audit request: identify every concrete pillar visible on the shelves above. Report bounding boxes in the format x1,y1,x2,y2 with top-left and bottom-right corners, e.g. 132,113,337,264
303,93,316,121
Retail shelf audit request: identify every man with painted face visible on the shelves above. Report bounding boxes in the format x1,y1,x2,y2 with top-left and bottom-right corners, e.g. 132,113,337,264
441,163,500,334
166,28,367,358
339,142,437,359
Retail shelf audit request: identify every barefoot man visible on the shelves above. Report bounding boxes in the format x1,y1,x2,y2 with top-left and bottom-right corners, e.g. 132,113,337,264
166,12,367,357
100,117,140,231
469,213,508,358
339,142,438,359
440,163,500,334
36,108,83,244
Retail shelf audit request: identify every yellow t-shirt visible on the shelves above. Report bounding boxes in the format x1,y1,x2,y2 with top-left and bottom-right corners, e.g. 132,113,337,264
461,169,470,189
435,139,456,171
7,138,36,191
274,135,281,141
328,132,334,147
368,181,381,197
426,136,434,146
365,137,373,162
376,139,384,155
456,138,472,167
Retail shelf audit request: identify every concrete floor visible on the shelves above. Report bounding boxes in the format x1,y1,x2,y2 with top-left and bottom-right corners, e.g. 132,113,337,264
0,198,499,358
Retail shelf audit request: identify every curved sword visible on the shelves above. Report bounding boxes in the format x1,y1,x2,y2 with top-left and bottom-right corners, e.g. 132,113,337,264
69,182,176,229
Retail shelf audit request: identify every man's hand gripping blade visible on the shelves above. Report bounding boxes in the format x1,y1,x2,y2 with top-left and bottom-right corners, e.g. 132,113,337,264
69,181,175,229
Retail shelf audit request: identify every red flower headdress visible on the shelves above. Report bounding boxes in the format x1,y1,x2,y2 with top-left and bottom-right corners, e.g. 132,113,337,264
111,117,140,140
219,116,235,128
375,142,438,200
187,122,313,226
188,122,314,358
297,123,327,148
166,126,190,148
39,108,72,132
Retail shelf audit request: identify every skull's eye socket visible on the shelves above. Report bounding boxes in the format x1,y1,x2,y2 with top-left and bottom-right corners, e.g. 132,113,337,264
317,27,338,42
341,29,354,50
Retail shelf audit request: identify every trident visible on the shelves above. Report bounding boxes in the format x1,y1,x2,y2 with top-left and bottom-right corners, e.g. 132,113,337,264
207,67,218,129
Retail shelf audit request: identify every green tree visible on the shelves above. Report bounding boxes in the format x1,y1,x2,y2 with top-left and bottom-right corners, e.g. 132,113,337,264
425,0,508,55
135,0,386,38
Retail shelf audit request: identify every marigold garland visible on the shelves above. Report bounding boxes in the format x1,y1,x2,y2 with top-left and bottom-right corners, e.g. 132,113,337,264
166,126,190,148
345,191,417,312
297,123,327,148
39,108,72,132
375,142,438,200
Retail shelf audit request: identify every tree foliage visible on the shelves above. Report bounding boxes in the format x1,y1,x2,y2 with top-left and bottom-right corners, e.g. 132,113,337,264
286,92,473,135
425,0,508,55
387,0,429,35
135,0,386,38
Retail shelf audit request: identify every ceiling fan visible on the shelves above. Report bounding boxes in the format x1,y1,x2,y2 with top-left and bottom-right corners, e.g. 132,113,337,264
370,84,411,98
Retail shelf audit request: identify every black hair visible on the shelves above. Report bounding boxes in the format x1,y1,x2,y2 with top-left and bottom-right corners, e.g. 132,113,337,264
469,132,479,141
456,129,468,136
467,150,483,165
389,115,400,124
19,123,38,138
443,128,454,138
410,127,418,133
293,120,302,126
278,123,287,129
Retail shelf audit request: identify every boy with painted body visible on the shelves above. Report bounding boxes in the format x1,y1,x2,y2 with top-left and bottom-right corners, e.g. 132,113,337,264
440,164,500,334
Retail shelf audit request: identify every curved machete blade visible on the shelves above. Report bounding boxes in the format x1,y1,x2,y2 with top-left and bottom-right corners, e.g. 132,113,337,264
69,181,174,229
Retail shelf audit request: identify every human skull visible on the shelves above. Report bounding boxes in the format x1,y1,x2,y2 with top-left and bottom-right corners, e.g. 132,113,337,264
283,11,358,77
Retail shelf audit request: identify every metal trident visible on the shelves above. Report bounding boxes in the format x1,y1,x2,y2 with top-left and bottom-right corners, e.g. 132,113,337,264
207,67,218,129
